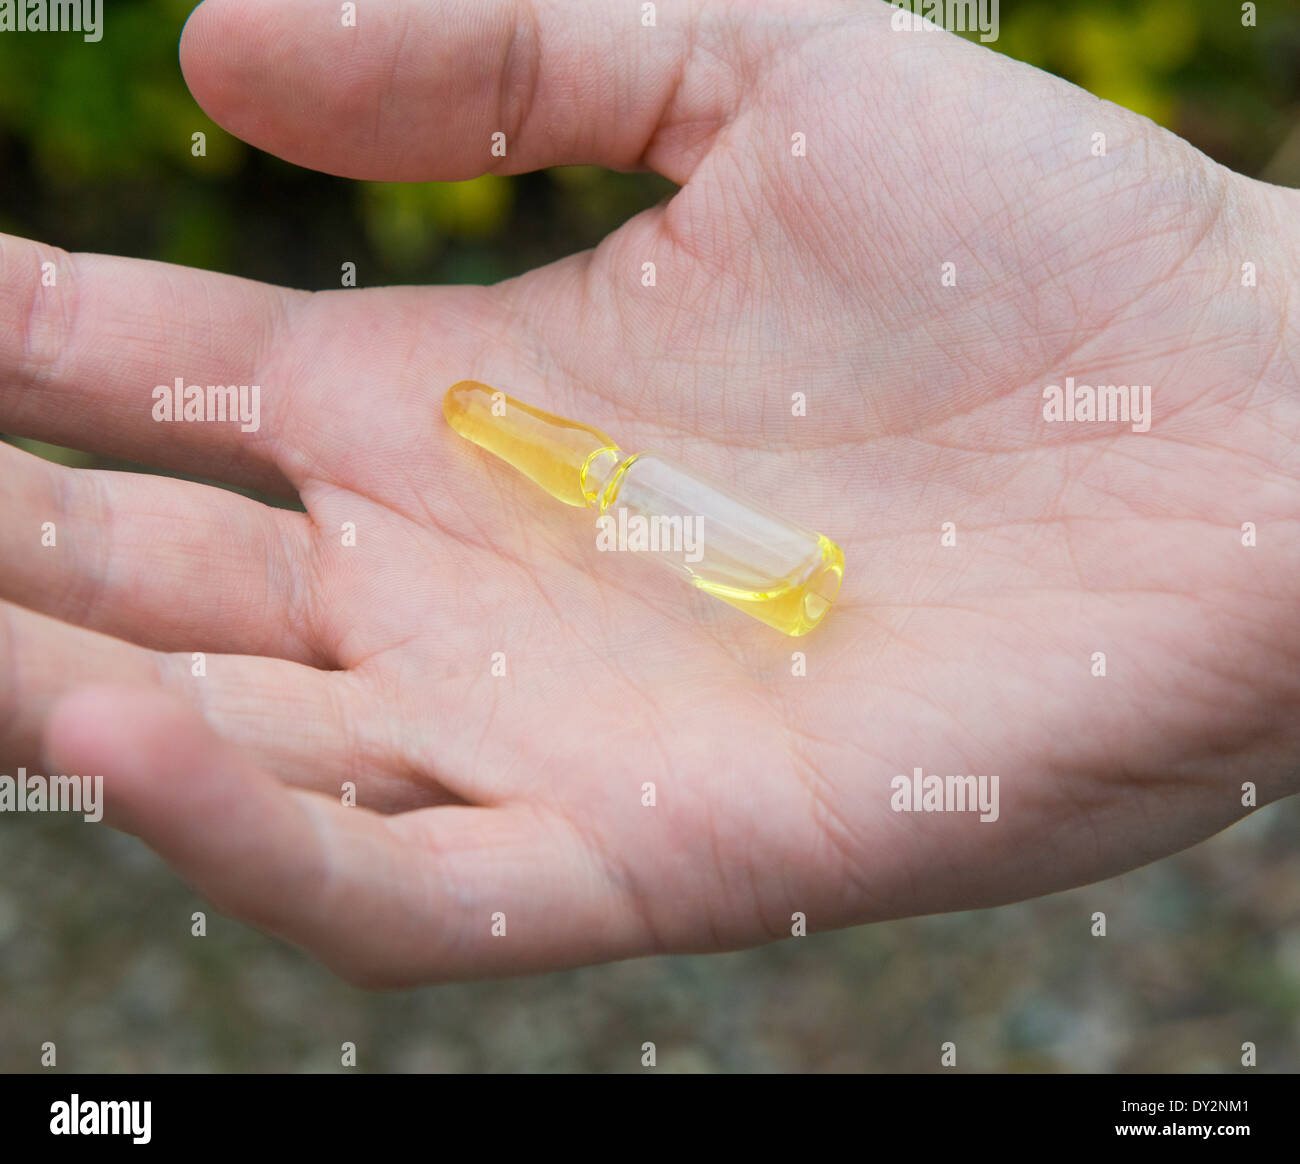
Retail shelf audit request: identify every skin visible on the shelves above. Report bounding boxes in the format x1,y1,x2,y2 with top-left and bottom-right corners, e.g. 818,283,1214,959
1,0,1296,987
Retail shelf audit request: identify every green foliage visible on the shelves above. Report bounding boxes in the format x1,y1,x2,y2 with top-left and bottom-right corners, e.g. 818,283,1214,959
987,0,1300,176
0,0,238,182
361,176,514,271
1,0,1292,290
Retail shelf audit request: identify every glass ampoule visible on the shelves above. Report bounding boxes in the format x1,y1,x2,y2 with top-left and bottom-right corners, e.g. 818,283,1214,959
443,381,844,636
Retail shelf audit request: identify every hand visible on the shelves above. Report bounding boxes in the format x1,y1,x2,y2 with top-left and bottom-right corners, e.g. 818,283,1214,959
5,0,1297,986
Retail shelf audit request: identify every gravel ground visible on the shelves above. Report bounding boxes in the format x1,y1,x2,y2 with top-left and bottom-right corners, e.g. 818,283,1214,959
3,794,1296,1073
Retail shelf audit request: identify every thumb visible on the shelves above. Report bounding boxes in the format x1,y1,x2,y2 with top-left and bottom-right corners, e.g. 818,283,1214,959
180,0,747,182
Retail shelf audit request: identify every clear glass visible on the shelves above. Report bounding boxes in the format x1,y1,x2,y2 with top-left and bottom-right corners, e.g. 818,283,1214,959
585,452,843,635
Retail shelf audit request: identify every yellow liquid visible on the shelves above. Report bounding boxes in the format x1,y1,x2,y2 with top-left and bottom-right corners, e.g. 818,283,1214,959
692,534,845,637
444,381,618,508
443,381,845,636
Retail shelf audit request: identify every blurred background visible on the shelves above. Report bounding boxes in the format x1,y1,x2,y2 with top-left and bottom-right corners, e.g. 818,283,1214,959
2,0,1298,1071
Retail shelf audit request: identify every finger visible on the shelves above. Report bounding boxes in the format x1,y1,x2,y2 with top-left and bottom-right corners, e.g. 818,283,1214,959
0,232,302,495
1,603,435,811
180,0,741,183
44,687,641,985
0,440,324,662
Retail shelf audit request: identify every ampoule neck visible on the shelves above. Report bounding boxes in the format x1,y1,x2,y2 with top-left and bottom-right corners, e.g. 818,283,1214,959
580,446,639,512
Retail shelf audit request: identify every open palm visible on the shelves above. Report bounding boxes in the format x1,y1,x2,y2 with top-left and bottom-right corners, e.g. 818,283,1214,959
5,0,1297,985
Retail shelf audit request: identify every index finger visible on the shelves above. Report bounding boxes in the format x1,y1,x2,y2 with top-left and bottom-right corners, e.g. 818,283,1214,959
1,232,303,495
